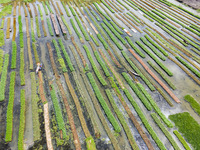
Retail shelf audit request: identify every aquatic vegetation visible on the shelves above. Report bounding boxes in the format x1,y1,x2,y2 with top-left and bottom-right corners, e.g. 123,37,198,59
5,71,16,142
169,112,200,149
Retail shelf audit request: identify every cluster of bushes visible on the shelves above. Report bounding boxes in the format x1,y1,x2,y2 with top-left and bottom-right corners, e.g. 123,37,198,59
184,95,200,115
103,20,126,44
61,2,70,17
11,41,17,69
50,85,67,139
70,19,83,42
52,39,67,73
101,0,115,13
74,16,90,41
121,51,155,91
46,18,54,36
136,41,173,76
0,54,9,101
5,71,16,142
18,16,24,48
101,23,123,50
58,39,75,72
83,45,107,86
30,72,40,141
125,36,145,58
151,113,181,150
122,72,152,110
45,1,53,13
97,34,109,50
93,3,111,21
148,61,176,90
175,56,200,78
94,51,110,77
42,1,48,15
144,35,168,56
169,112,200,150
136,82,173,127
123,89,166,150
61,16,72,35
173,130,191,150
20,49,25,86
87,72,121,132
140,37,166,61
18,89,26,150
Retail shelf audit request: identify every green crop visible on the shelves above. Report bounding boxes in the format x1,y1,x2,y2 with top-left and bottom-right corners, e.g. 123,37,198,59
61,2,71,17
0,29,5,47
18,16,24,48
0,54,9,101
35,16,41,38
87,72,121,132
45,1,53,13
97,34,109,50
70,18,83,41
61,16,72,35
90,34,100,47
173,130,191,150
101,0,115,13
5,71,16,142
83,45,107,86
47,17,54,36
11,41,17,69
93,3,111,21
0,49,4,74
20,48,25,86
184,95,200,116
69,6,76,16
42,1,48,15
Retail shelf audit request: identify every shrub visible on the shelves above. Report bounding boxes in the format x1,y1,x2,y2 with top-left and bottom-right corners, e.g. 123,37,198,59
136,82,173,127
184,95,200,116
101,0,115,13
136,41,173,76
173,130,191,150
61,16,72,35
0,54,9,101
148,61,176,90
175,56,200,78
18,89,25,150
169,112,200,150
125,36,145,58
70,19,83,41
74,16,90,41
144,35,168,56
121,51,155,91
151,113,181,150
123,89,166,150
87,72,121,132
5,71,16,142
101,23,123,50
58,39,75,72
122,72,152,110
83,45,107,86
61,2,70,17
11,41,17,69
103,20,126,44
50,85,67,139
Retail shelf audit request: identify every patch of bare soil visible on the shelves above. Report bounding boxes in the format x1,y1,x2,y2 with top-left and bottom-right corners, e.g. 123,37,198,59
177,0,200,9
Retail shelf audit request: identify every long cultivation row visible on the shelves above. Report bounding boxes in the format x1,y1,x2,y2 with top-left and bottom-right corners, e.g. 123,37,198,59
0,0,200,150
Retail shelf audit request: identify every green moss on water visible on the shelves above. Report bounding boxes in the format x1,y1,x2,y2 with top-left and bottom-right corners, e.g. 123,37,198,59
169,112,200,150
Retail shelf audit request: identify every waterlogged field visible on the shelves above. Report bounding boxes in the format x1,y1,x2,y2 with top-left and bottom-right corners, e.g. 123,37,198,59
0,0,200,150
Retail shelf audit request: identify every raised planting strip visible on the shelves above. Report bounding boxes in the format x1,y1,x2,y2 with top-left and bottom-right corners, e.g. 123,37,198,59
20,48,25,86
0,49,4,74
169,112,200,150
70,18,83,43
5,71,16,142
83,45,107,86
184,95,200,116
30,72,40,141
18,89,26,150
0,54,9,101
173,130,191,150
50,84,67,139
87,72,121,132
